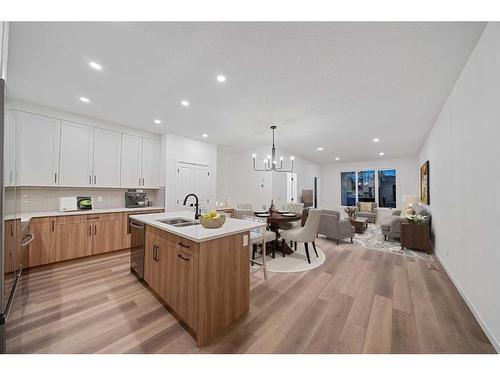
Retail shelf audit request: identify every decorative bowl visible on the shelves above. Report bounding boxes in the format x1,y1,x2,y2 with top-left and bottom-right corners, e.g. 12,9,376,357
199,214,226,229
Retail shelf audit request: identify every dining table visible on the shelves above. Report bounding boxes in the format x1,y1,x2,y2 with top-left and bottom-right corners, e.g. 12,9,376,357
254,210,302,255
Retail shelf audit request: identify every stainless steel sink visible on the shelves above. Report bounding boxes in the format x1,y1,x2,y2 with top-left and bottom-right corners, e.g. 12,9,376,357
156,217,192,225
156,217,199,227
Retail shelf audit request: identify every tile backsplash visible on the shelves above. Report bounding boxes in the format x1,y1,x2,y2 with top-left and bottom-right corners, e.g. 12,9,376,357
16,186,165,213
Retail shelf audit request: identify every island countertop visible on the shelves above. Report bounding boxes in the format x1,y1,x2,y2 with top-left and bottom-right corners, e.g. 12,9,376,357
129,211,265,243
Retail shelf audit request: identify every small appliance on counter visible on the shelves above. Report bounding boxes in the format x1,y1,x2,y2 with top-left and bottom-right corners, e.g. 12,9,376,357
125,189,148,208
58,197,78,212
77,196,93,210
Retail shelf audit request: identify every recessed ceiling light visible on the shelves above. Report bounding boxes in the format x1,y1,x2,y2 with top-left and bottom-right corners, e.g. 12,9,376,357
79,97,90,103
290,156,295,161
89,61,102,71
379,152,385,156
202,133,208,138
317,147,324,151
335,157,340,161
373,138,380,142
216,75,226,82
181,100,190,107
154,119,162,124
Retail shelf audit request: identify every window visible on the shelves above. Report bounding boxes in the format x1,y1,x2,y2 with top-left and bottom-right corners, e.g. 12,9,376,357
378,169,397,208
340,169,397,207
357,170,375,202
341,172,356,206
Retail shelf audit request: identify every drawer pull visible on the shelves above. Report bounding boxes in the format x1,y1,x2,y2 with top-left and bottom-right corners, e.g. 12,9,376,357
177,254,190,262
87,216,100,220
177,242,190,249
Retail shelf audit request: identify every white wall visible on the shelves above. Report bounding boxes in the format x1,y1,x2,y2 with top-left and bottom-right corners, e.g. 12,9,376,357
321,157,419,213
217,147,321,210
163,132,217,211
418,23,500,351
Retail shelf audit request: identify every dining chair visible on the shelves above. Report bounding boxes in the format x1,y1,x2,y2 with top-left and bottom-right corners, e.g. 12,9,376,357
243,215,276,279
279,209,322,264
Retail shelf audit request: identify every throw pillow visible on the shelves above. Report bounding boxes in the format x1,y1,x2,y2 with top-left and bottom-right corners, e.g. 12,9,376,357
359,202,373,212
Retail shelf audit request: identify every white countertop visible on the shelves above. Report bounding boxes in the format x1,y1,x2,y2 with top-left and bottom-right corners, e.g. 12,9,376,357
130,211,266,243
4,206,165,230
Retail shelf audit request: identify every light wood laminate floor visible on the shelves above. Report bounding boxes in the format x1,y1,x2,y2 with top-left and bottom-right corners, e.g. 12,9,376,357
6,238,496,354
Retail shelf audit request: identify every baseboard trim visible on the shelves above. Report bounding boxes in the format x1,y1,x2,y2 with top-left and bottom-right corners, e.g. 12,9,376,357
435,252,499,353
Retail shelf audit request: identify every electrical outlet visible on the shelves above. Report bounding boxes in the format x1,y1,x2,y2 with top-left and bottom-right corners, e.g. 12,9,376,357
243,234,248,247
97,196,103,202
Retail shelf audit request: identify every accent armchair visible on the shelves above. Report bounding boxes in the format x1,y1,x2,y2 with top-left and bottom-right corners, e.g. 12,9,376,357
318,210,355,245
380,209,402,240
233,203,254,219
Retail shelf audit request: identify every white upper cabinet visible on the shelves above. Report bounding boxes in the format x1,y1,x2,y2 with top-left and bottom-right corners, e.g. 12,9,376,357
4,110,15,186
93,128,121,187
59,121,94,187
11,109,160,189
16,111,61,186
141,138,160,188
121,135,161,188
121,134,143,188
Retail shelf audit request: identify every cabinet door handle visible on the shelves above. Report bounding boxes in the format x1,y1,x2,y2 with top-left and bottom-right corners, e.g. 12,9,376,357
54,172,57,183
51,221,55,232
89,175,92,184
177,253,190,262
94,175,96,185
142,178,145,186
177,242,190,249
94,225,97,235
88,226,92,236
153,245,158,261
139,177,141,186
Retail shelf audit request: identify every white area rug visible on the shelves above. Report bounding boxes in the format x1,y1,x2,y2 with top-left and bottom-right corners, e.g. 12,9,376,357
252,243,326,273
351,224,433,261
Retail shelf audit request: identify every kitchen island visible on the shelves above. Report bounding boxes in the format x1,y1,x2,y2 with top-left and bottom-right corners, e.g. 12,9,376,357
129,211,265,346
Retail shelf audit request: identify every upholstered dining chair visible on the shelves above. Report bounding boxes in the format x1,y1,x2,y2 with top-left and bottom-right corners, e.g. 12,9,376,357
279,202,305,231
243,215,276,279
280,209,322,264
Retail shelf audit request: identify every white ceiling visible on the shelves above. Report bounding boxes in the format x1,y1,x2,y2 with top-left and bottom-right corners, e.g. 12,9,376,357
7,22,485,163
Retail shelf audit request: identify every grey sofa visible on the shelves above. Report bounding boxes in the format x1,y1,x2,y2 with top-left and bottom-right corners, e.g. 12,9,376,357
318,210,355,244
381,206,430,240
356,202,377,223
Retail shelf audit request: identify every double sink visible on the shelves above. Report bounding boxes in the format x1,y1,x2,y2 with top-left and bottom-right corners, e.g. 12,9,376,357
156,217,200,227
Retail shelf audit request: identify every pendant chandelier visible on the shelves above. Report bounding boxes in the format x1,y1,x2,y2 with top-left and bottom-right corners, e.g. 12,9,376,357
252,125,294,173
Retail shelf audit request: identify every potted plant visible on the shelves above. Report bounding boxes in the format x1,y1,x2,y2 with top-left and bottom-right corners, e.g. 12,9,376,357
344,206,357,220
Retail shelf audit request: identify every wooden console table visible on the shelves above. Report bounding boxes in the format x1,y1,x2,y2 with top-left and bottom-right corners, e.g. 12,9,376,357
400,222,432,254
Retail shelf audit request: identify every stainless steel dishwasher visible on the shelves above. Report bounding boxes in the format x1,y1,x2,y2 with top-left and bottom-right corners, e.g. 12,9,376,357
129,219,145,279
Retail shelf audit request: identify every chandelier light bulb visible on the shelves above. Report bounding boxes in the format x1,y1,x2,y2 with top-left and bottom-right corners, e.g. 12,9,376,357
290,156,295,161
252,154,257,158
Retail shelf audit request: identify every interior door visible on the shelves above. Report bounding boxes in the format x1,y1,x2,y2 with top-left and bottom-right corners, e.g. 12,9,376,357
194,166,210,211
176,163,194,210
287,172,298,203
121,134,142,188
15,111,61,186
58,121,94,187
93,128,121,187
141,138,160,188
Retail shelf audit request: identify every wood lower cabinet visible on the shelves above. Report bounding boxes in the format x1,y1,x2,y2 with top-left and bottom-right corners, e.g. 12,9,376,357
53,215,92,263
27,217,56,267
143,226,250,346
92,213,124,255
3,219,21,274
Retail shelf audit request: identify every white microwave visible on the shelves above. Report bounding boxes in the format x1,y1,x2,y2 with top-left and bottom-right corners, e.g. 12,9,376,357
58,197,78,212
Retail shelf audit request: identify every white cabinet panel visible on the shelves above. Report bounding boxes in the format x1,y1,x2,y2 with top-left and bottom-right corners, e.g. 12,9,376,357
93,128,121,187
16,111,61,186
121,134,142,188
3,109,15,186
141,138,160,188
59,121,94,187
